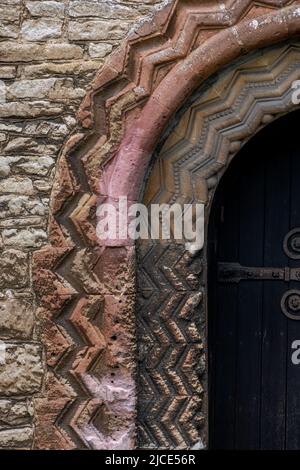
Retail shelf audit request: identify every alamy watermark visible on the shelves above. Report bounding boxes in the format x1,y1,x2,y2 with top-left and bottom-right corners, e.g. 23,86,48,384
96,197,205,254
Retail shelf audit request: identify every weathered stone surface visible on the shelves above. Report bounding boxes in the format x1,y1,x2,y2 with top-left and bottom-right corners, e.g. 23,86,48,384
0,0,21,3
23,121,69,137
0,66,16,79
0,296,34,339
0,0,286,452
69,0,143,19
0,101,64,118
2,228,47,249
0,195,48,219
25,1,65,18
0,158,16,177
0,399,34,427
0,426,33,448
0,42,84,62
0,124,21,133
0,176,34,195
0,343,43,395
0,4,20,21
0,0,169,452
33,180,52,192
88,43,113,58
68,20,129,40
23,60,103,77
48,79,86,101
0,156,55,177
3,137,57,155
0,22,18,39
0,249,28,288
7,78,85,101
128,0,162,2
8,79,56,99
22,19,63,41
15,156,54,177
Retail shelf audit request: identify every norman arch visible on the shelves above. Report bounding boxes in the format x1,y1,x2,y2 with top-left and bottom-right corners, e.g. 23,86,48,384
137,41,300,449
33,1,300,450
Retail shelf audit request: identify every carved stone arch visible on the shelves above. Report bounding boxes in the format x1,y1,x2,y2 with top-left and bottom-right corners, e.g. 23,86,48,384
137,40,300,450
32,0,300,450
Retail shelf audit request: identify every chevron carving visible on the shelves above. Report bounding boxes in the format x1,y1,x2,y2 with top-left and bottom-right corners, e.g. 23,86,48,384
137,42,300,449
32,0,300,451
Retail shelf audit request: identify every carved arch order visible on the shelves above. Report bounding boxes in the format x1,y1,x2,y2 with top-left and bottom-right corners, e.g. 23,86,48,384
138,41,300,450
32,0,300,450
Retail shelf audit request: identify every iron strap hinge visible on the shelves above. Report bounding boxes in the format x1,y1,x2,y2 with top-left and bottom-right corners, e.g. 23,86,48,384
218,263,300,283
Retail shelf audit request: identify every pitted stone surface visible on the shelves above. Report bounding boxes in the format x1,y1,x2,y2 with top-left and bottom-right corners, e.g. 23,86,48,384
32,0,300,451
0,250,29,288
0,343,43,395
0,426,33,448
0,0,298,452
0,296,35,339
0,399,34,427
0,0,171,450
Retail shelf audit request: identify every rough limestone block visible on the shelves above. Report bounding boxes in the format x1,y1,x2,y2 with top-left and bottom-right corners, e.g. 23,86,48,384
0,156,55,177
22,19,63,41
69,0,140,19
0,426,33,448
2,228,47,249
0,249,29,288
0,194,48,218
7,78,85,102
8,79,57,100
88,43,113,58
0,101,65,118
0,295,35,339
3,137,58,155
25,1,65,18
0,66,16,79
68,20,129,41
0,176,34,195
0,399,34,427
0,23,18,39
0,42,83,62
0,343,43,395
23,60,102,77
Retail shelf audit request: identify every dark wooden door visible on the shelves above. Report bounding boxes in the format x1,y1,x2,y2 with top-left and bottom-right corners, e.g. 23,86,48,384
208,110,300,450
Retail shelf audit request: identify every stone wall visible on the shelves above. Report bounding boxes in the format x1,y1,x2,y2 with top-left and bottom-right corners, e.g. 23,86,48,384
0,0,169,449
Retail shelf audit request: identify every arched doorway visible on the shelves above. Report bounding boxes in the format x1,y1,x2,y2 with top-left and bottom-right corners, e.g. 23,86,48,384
208,109,300,449
136,42,300,450
33,0,300,448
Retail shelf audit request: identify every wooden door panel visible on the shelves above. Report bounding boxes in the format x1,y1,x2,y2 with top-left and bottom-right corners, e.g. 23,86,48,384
209,112,300,450
285,145,300,450
235,149,265,450
260,142,289,450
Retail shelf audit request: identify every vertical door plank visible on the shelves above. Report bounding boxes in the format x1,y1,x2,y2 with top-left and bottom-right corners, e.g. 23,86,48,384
235,141,264,449
210,160,240,449
259,132,289,450
286,128,300,450
209,111,300,449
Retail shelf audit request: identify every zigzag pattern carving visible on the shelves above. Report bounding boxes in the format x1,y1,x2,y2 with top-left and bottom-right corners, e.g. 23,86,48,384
78,0,299,192
137,42,300,449
32,0,300,450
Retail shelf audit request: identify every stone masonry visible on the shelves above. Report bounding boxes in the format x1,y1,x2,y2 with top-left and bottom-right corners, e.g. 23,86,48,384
0,0,169,449
1,0,299,451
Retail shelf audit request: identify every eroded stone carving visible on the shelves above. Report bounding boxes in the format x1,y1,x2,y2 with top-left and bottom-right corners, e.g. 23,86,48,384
33,0,300,450
137,41,300,448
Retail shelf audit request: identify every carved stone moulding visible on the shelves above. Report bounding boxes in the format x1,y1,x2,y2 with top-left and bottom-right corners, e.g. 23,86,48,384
33,0,300,450
137,41,300,449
